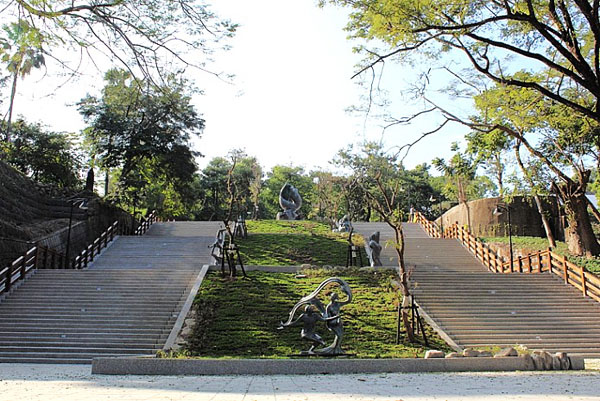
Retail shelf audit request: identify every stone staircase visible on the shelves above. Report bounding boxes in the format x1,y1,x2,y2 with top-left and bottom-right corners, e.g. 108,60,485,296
354,222,600,358
0,221,220,364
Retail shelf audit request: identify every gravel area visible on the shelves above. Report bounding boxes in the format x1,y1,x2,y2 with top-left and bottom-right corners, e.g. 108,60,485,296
1,363,599,400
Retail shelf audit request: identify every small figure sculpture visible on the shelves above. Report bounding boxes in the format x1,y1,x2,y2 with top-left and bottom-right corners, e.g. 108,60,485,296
368,231,382,267
279,277,352,356
334,215,352,232
276,183,302,220
278,305,338,354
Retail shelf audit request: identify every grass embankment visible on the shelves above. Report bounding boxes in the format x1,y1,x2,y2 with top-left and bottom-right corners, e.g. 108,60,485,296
481,236,600,275
188,268,450,358
237,220,364,266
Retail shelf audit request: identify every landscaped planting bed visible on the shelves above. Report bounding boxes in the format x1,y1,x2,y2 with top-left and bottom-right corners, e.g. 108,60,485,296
187,268,451,358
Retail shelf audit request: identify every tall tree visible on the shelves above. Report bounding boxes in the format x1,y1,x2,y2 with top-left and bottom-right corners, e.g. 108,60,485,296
324,0,600,123
79,68,203,216
3,118,81,187
0,20,45,142
334,141,416,342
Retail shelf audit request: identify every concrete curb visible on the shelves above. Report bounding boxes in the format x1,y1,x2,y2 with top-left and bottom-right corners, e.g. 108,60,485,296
162,265,209,351
91,356,585,376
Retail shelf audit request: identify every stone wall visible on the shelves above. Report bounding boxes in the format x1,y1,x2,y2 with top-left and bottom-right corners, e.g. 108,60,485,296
437,196,563,239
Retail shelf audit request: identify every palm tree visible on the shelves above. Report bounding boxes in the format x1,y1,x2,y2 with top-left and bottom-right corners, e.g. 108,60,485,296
2,20,45,143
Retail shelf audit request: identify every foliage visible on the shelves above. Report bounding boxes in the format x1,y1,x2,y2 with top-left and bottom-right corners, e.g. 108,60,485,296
237,220,361,266
2,119,82,187
324,0,600,124
0,0,236,81
259,165,316,219
79,68,202,216
481,236,600,276
189,269,450,358
0,20,45,141
334,142,438,220
196,152,263,221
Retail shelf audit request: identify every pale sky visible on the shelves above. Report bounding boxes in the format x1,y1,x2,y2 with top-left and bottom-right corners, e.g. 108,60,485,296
9,0,464,174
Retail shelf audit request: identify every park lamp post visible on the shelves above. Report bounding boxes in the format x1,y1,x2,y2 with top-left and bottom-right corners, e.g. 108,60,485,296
65,198,89,268
493,203,515,272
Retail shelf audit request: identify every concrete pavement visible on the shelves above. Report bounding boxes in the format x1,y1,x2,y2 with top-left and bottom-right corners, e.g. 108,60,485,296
1,363,599,400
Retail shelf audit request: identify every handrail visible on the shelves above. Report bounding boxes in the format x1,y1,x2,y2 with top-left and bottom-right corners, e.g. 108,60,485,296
1,209,158,296
134,210,158,235
413,211,443,238
72,220,120,269
415,213,600,304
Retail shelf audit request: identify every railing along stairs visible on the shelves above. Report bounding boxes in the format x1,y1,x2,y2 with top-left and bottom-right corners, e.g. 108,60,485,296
1,210,158,296
414,211,600,303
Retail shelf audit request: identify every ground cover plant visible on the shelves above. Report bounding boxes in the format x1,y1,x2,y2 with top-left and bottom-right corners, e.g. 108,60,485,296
188,268,451,358
237,220,364,266
481,236,600,276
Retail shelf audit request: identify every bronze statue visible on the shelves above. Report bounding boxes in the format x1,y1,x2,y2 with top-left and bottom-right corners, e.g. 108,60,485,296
279,277,352,356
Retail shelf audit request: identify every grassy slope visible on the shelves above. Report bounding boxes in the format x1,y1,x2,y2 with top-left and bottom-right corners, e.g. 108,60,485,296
237,220,364,266
481,236,600,275
189,268,450,358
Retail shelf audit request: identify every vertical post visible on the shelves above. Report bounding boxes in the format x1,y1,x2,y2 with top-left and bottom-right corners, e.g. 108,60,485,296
5,264,13,292
65,201,74,269
20,249,28,279
580,264,587,297
507,207,514,273
562,254,568,283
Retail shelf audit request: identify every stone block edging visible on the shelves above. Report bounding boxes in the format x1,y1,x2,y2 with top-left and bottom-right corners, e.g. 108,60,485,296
91,356,584,376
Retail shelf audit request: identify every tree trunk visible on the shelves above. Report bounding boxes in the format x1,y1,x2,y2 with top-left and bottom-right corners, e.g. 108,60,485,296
5,70,19,143
393,224,414,342
514,143,556,248
554,180,600,256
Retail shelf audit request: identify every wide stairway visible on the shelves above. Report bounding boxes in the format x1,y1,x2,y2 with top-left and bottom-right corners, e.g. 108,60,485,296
354,222,600,358
0,221,220,364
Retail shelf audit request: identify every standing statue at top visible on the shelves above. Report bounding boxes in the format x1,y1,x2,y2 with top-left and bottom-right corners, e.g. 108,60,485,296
277,183,302,220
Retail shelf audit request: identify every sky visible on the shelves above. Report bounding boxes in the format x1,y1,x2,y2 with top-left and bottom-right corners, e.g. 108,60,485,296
9,0,465,174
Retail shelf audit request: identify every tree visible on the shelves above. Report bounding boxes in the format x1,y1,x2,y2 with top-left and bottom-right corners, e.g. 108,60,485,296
467,81,600,256
79,68,203,216
334,141,416,342
260,165,315,219
0,1,236,82
324,0,600,123
3,118,81,187
0,20,45,143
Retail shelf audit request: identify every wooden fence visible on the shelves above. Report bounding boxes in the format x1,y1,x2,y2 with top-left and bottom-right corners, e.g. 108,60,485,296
414,211,600,303
1,210,158,296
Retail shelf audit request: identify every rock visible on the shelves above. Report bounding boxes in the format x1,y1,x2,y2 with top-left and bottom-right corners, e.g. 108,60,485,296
478,351,493,357
184,318,196,327
180,327,192,337
555,352,571,370
462,348,480,357
323,265,333,269
494,347,519,358
552,355,562,370
445,352,463,358
521,354,535,370
424,350,445,359
532,350,553,370
169,343,182,352
300,264,311,269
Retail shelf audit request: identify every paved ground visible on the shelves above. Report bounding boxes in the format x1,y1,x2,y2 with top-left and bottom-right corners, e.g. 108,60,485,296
1,364,599,400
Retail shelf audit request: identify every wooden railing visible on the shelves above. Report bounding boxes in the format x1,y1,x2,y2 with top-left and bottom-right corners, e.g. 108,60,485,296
414,211,442,238
415,214,600,303
71,220,119,269
1,246,67,296
134,210,157,235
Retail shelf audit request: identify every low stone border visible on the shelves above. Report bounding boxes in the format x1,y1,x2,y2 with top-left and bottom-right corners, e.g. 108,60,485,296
91,356,584,376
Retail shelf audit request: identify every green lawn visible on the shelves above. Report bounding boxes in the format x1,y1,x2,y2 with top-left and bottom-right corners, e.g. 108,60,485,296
481,236,600,275
188,268,450,358
237,220,364,266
